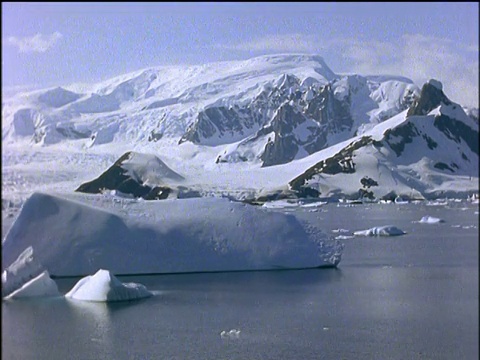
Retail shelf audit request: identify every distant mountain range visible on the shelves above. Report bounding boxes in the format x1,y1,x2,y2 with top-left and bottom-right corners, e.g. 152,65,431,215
2,54,478,202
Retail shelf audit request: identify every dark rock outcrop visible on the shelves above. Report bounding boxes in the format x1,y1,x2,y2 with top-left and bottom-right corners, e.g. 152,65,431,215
407,79,451,117
76,152,183,200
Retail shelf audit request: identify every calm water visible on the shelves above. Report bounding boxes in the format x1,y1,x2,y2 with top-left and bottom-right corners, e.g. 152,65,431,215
2,202,479,360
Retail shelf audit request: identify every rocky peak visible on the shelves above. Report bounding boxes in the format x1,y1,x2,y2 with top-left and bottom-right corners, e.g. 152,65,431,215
407,79,451,117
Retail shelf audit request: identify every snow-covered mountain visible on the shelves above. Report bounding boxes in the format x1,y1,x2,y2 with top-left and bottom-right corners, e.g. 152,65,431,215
289,80,479,200
1,54,478,203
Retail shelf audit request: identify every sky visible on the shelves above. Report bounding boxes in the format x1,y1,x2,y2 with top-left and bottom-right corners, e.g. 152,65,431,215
2,2,479,107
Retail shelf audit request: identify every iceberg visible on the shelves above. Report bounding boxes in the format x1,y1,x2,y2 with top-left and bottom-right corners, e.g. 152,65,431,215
416,216,445,224
220,329,241,339
2,246,49,298
2,192,343,277
353,225,406,236
4,270,60,300
65,269,152,302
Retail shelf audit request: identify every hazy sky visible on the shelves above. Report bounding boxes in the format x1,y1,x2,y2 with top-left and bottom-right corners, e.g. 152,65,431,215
2,2,479,106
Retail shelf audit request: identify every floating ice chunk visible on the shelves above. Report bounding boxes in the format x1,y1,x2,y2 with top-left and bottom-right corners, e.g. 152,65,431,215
261,200,299,209
335,235,355,240
394,196,409,204
353,225,406,236
331,229,350,233
300,201,327,208
426,200,448,206
65,269,153,302
2,246,44,298
220,329,241,339
415,216,445,224
4,270,60,300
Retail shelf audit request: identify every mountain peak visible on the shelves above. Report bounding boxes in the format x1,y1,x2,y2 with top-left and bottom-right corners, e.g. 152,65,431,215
244,54,337,81
407,78,451,117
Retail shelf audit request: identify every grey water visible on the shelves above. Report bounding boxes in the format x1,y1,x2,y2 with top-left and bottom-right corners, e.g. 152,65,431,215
2,202,479,360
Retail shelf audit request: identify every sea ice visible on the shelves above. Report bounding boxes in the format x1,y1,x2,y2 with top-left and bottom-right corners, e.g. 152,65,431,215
353,225,406,236
65,269,153,302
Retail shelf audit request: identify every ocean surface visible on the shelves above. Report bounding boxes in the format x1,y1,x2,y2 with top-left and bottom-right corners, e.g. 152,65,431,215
2,201,479,360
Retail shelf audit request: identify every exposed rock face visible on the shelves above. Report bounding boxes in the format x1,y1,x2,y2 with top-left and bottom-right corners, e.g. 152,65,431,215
179,74,302,146
289,136,372,193
179,105,259,145
286,80,478,200
407,79,451,117
260,103,308,167
76,151,182,200
434,114,478,156
211,75,357,167
305,83,353,133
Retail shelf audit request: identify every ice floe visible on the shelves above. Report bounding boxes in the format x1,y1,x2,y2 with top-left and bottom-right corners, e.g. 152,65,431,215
220,329,241,339
353,225,406,236
415,216,445,224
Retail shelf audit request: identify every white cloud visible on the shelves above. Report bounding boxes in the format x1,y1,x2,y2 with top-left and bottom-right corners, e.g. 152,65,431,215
339,34,479,108
217,33,329,53
6,32,63,53
219,33,478,108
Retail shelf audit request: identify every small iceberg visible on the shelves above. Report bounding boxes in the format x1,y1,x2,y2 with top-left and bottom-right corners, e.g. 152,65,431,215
2,246,59,299
415,216,445,224
4,270,60,300
426,200,448,206
65,269,153,302
394,196,408,204
261,199,299,209
220,329,241,339
353,225,406,236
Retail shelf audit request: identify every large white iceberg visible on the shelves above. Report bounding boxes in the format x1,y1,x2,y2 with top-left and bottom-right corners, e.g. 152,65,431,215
2,246,59,299
2,192,343,277
353,225,406,236
65,269,152,302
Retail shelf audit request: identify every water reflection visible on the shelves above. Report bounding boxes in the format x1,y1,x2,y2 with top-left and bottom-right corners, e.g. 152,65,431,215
63,297,151,358
130,267,344,290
